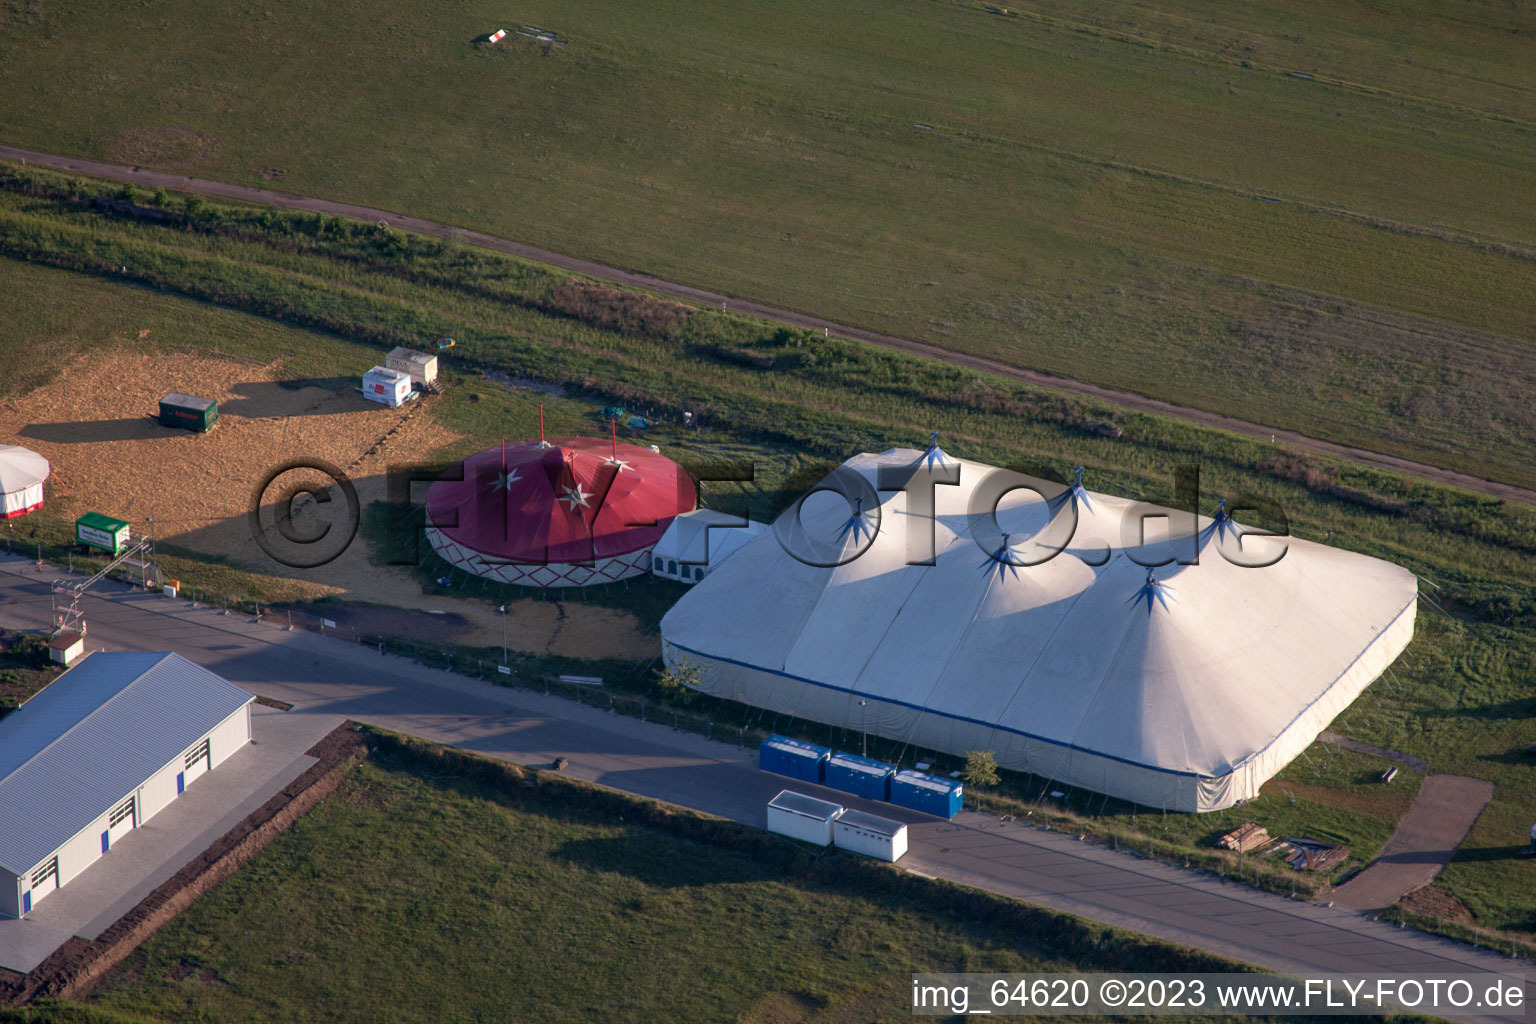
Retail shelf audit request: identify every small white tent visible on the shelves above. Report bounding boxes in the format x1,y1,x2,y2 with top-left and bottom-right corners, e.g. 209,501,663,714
0,445,48,519
661,445,1417,812
650,508,767,583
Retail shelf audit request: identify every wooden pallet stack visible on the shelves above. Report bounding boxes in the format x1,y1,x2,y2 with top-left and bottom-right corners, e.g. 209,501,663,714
1217,822,1272,853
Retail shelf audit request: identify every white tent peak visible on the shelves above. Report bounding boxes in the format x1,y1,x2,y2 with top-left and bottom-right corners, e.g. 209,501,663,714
1129,568,1175,614
981,531,1023,581
837,496,878,544
915,431,956,470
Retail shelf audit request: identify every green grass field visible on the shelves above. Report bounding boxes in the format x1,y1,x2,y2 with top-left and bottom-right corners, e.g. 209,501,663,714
0,175,1534,944
6,735,1276,1024
0,0,1533,487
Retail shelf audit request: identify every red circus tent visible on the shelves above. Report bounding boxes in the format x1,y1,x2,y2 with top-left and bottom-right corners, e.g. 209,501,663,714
425,437,696,587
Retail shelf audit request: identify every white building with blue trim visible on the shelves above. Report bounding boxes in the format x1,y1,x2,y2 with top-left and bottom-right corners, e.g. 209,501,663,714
660,441,1418,812
0,651,253,918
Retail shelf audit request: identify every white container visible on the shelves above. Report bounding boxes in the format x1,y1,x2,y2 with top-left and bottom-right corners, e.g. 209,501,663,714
362,366,413,407
766,790,844,847
47,633,84,666
832,808,908,862
385,346,438,385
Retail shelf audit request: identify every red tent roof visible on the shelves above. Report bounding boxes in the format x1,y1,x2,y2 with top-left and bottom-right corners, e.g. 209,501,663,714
426,437,696,566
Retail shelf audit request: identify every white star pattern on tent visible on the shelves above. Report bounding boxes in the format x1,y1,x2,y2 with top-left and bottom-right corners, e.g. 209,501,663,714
560,484,593,511
604,457,632,472
488,468,521,491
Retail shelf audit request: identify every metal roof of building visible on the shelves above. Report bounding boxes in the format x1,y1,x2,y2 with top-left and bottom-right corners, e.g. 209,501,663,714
386,347,436,366
159,393,217,411
767,790,844,821
893,769,960,794
0,652,253,875
827,752,896,775
835,809,906,836
762,734,831,757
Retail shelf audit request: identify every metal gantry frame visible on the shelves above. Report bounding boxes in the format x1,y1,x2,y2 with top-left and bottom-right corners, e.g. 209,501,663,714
51,532,159,636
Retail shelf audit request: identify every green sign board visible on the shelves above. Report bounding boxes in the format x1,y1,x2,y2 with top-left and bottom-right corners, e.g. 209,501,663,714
76,512,130,554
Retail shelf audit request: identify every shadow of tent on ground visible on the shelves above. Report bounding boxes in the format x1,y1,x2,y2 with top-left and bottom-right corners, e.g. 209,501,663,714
21,417,165,444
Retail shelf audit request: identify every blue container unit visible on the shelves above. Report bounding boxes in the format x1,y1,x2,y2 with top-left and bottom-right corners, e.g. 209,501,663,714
758,735,832,785
824,752,897,801
890,769,964,819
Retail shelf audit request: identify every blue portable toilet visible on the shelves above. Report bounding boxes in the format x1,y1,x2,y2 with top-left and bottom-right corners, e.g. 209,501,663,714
824,752,897,801
889,769,964,819
758,734,832,784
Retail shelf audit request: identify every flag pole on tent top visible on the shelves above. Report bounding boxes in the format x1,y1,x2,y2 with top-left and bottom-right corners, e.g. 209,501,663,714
539,404,545,444
611,417,618,460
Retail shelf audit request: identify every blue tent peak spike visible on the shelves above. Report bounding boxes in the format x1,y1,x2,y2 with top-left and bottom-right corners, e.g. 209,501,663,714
1068,466,1094,512
920,430,952,469
979,531,1020,580
1213,497,1242,542
837,496,876,544
1128,568,1174,614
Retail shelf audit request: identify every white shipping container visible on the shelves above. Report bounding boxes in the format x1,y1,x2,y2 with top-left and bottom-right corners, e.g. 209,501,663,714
766,790,844,847
362,366,414,408
385,346,439,385
832,809,908,862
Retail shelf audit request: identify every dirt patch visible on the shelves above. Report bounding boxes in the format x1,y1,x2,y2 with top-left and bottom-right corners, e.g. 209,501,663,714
112,126,212,170
741,991,823,1023
0,348,656,659
0,723,368,1007
1397,884,1475,925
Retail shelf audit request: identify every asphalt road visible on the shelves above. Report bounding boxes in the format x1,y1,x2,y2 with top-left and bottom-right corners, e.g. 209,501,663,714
2,142,1532,508
0,557,1528,1022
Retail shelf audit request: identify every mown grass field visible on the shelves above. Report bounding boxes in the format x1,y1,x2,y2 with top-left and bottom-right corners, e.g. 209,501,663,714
0,173,1533,943
4,735,1280,1024
1,0,1533,487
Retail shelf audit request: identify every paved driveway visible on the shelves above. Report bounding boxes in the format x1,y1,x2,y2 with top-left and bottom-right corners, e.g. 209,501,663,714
1334,775,1497,911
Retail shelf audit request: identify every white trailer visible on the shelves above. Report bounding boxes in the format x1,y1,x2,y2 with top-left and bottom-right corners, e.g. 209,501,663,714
832,808,908,862
362,366,414,407
766,790,844,847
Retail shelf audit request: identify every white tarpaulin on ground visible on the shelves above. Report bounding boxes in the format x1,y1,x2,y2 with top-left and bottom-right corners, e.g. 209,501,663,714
660,444,1417,811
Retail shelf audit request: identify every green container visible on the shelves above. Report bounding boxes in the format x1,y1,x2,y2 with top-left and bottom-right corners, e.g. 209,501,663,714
158,393,218,432
77,512,130,554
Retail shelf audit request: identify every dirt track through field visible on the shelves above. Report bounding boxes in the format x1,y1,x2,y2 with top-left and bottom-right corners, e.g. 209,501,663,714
3,143,1533,508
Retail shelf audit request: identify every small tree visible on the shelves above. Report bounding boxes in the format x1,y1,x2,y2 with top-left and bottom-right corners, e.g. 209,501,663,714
654,658,703,701
963,749,1000,793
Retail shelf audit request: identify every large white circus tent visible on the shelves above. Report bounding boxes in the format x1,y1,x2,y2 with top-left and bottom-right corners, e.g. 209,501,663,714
0,445,49,519
660,440,1418,811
